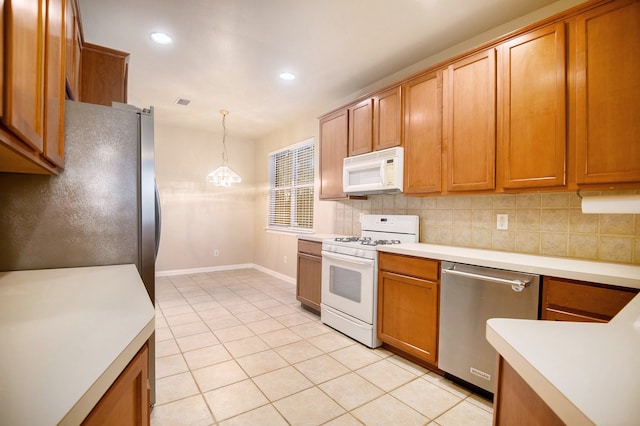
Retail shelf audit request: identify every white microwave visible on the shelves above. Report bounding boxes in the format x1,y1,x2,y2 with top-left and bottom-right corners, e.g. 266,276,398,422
343,147,404,195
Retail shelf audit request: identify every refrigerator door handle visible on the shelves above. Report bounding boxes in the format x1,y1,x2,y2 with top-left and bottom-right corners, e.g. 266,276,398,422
154,180,161,259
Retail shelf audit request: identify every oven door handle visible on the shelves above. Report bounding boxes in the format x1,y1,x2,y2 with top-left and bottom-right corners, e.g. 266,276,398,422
322,251,375,266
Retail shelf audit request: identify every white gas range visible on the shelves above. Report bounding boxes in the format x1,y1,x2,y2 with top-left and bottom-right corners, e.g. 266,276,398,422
321,214,419,348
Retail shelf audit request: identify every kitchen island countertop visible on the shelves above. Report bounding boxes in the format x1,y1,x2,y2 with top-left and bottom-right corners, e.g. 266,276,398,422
0,264,155,426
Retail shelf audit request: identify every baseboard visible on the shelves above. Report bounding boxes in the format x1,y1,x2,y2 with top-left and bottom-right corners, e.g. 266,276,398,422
156,263,296,285
251,264,296,284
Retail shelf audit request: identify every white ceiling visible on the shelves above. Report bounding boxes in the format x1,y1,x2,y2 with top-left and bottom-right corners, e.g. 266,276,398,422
78,0,560,140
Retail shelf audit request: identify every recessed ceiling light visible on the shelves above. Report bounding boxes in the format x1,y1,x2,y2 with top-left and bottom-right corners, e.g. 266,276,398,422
150,32,172,44
279,72,296,81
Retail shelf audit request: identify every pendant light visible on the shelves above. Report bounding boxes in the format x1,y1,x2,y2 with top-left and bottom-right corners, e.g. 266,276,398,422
206,109,241,186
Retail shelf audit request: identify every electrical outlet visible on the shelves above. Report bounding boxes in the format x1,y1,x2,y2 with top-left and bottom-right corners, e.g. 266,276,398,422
214,250,219,256
496,214,508,230
283,255,288,264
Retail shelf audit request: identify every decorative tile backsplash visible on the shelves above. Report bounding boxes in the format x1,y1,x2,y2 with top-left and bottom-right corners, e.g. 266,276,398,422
334,190,640,265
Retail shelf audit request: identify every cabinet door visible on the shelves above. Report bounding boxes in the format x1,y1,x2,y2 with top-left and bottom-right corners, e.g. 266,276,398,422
403,70,442,194
348,99,373,156
444,49,496,192
44,0,66,167
498,23,566,189
65,0,81,100
378,271,438,364
296,252,322,312
82,344,149,425
81,43,130,106
573,0,640,185
374,86,402,151
319,109,349,199
3,0,46,152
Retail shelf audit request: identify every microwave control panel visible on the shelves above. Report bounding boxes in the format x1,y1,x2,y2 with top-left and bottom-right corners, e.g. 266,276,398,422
384,159,395,186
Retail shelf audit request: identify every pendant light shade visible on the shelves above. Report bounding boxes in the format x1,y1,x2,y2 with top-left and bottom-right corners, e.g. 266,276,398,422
206,110,241,186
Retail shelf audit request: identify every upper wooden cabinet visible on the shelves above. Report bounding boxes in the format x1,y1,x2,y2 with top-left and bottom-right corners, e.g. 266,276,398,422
373,86,403,151
347,86,403,156
571,0,640,186
348,99,373,156
443,49,497,193
319,108,350,199
403,70,443,195
65,0,81,100
0,0,65,174
497,23,567,190
81,43,129,106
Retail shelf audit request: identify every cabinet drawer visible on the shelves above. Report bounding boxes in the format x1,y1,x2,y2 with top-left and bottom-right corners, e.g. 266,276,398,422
542,277,638,321
378,252,439,282
298,240,322,257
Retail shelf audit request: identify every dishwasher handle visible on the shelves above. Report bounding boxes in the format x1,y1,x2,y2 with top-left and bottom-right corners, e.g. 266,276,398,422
442,267,530,292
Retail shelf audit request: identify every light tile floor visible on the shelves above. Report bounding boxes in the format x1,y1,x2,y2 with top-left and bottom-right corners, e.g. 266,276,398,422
151,268,493,426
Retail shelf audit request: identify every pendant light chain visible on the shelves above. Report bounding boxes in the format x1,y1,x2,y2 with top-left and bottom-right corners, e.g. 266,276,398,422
220,109,229,166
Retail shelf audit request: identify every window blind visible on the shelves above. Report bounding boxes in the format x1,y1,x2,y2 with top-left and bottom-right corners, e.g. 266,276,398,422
268,139,314,231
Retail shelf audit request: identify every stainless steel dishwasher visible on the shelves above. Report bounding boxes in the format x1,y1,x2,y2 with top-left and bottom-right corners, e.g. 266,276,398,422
438,261,540,394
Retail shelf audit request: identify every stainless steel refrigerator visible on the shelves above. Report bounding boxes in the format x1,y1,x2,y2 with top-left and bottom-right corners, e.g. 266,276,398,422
0,100,160,404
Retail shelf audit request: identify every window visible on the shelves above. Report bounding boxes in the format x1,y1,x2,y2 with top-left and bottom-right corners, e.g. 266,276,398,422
268,138,314,231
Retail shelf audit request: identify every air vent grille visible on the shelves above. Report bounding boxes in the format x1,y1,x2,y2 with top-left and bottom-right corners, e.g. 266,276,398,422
175,98,191,106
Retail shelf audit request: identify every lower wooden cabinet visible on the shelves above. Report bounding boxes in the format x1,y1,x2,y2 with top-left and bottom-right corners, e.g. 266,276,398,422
82,343,150,426
296,240,322,313
541,276,638,322
377,252,440,365
493,356,564,426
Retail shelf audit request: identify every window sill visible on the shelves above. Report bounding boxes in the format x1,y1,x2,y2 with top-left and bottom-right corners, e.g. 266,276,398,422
265,227,314,236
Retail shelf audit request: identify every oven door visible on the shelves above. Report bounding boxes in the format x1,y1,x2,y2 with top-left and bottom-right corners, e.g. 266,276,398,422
321,250,376,324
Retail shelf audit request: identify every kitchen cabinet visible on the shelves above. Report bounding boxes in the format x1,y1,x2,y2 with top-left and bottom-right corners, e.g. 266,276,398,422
0,0,65,174
497,23,566,190
81,43,130,106
377,252,440,365
65,0,81,100
541,276,638,322
296,239,322,313
443,49,496,192
347,86,403,157
319,108,350,199
348,99,373,156
373,86,403,151
571,0,640,186
403,70,443,195
82,343,150,425
493,356,564,426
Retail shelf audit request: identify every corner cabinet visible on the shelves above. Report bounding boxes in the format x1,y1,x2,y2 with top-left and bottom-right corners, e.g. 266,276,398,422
497,22,567,190
296,239,322,313
81,43,130,106
0,0,66,174
571,0,640,186
403,70,443,195
377,252,440,365
319,109,349,200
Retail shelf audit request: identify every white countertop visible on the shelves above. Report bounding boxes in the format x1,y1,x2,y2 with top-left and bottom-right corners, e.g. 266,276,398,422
377,243,640,289
487,293,640,425
0,264,155,426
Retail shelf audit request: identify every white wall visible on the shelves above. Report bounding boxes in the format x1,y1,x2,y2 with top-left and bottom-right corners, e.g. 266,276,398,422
154,120,255,273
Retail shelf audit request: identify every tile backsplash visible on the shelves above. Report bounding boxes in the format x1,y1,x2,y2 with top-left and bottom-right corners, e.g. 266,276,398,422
334,190,640,265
